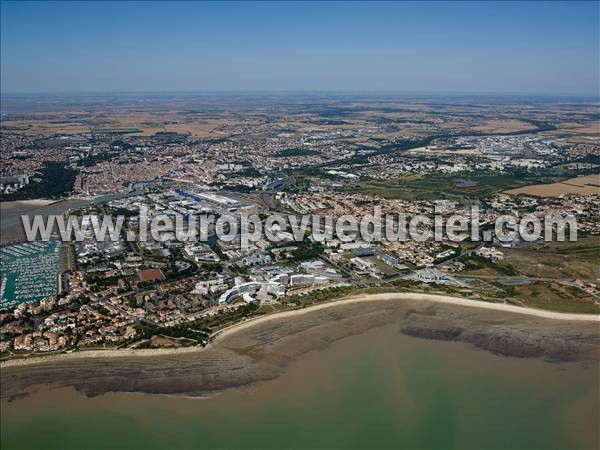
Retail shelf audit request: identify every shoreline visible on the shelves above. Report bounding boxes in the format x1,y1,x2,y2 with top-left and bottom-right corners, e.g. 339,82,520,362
2,292,599,369
2,292,599,399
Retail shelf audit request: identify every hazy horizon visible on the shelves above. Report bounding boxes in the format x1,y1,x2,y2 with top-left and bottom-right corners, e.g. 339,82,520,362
1,90,599,98
1,1,598,97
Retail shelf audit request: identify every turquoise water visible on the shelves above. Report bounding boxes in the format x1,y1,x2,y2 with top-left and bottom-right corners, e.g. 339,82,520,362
0,240,60,308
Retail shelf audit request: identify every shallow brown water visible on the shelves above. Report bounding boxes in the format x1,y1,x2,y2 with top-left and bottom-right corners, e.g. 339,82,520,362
2,325,598,450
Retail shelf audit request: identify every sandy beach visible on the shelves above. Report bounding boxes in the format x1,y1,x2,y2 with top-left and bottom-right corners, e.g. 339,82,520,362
2,292,599,370
11,199,56,206
216,292,600,341
2,291,599,399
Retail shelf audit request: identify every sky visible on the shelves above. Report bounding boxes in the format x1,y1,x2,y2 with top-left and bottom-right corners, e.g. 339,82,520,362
1,1,598,96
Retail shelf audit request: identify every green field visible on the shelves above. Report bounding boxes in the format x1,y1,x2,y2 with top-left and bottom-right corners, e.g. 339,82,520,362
339,171,569,202
529,235,600,264
505,281,600,314
90,127,141,134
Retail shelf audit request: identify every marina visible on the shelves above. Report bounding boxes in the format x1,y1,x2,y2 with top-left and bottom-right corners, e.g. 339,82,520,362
0,241,62,308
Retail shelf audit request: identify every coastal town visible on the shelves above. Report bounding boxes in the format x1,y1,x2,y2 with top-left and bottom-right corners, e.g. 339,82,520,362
1,95,599,357
2,1,600,449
